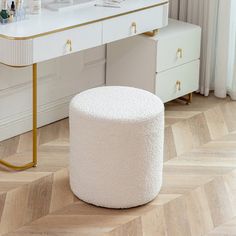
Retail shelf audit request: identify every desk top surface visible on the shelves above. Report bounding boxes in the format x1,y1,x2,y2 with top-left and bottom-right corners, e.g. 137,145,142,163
0,0,167,40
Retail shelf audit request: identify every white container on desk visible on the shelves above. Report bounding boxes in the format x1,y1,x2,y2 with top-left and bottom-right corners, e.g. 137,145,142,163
106,18,201,103
29,0,41,14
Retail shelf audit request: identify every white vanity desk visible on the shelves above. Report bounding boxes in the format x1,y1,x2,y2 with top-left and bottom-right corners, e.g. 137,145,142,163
0,0,168,170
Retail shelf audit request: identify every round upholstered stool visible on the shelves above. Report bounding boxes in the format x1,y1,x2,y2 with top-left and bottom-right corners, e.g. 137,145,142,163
69,86,164,209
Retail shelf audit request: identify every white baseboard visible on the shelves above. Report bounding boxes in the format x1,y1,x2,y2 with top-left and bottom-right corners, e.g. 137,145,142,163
0,92,110,141
0,95,71,141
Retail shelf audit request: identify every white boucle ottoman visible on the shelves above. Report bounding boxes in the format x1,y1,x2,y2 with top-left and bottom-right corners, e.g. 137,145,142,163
69,86,164,209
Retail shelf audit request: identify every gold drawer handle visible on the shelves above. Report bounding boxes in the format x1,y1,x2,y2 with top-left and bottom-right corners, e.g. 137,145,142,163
66,39,72,52
177,48,183,59
176,80,181,91
131,22,137,34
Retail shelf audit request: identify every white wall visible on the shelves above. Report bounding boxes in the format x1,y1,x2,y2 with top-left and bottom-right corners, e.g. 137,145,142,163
0,45,106,141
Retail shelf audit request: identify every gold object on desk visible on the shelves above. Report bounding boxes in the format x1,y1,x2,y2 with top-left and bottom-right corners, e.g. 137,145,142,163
66,39,72,52
131,22,137,34
177,48,183,58
176,80,181,91
0,63,38,171
176,80,193,105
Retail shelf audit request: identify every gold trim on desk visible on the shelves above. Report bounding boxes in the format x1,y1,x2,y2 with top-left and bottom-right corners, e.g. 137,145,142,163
0,1,168,41
0,62,30,68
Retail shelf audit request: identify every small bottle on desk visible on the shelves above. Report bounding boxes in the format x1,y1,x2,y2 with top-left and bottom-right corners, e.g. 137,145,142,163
0,0,9,24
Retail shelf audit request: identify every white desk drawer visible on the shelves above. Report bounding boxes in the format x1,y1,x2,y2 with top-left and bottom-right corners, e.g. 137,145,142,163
155,60,199,103
33,22,102,63
156,26,201,72
103,5,168,44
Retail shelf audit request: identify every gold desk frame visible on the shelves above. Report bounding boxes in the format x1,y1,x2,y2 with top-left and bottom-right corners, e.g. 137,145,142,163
143,29,159,37
0,1,169,170
0,64,38,171
178,93,193,105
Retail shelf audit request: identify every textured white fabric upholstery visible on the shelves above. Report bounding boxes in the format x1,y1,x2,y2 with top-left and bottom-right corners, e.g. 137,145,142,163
69,86,164,209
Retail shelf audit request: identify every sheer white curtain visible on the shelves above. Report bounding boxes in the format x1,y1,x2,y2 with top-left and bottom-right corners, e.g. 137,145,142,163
169,0,236,100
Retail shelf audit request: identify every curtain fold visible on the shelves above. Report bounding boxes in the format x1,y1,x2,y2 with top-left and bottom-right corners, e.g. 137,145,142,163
169,0,236,100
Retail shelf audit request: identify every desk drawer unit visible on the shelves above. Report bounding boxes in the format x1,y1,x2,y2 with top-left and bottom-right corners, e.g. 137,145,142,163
102,4,168,44
33,22,103,63
156,25,201,72
106,19,201,103
155,60,200,102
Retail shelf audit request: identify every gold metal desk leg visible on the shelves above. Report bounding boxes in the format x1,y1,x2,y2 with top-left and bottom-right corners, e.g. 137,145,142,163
188,93,193,104
0,63,38,171
143,29,159,37
32,63,38,167
178,93,193,105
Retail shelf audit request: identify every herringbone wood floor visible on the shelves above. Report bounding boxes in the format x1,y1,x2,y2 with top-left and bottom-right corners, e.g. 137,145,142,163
1,94,236,236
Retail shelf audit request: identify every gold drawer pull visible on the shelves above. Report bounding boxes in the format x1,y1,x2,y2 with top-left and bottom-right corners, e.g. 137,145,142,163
66,39,72,52
131,22,137,34
176,80,181,91
177,48,183,59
